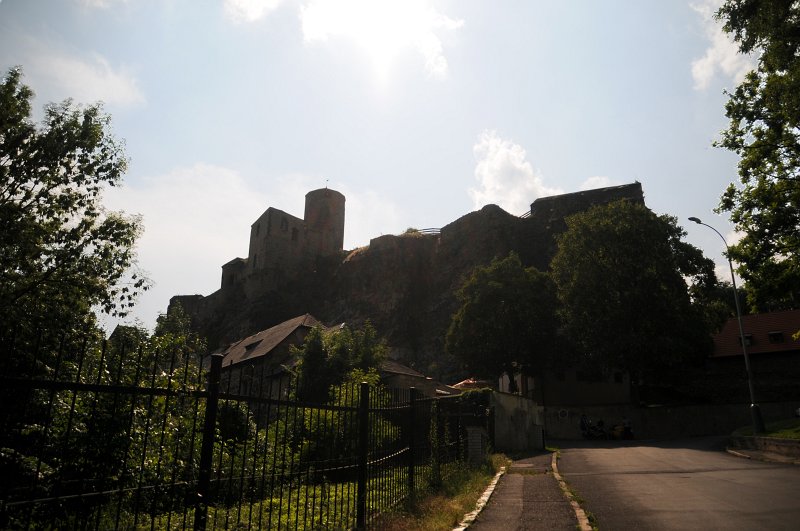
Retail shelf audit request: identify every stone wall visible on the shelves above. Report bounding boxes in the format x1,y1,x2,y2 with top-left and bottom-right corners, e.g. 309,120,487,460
491,392,544,452
171,183,648,382
729,435,800,458
544,400,800,440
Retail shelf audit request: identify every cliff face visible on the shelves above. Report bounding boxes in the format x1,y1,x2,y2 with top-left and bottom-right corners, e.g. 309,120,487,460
171,183,645,382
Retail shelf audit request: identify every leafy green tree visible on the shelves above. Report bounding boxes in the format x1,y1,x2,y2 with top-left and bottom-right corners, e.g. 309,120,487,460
690,279,748,333
714,0,800,310
0,67,147,341
293,327,333,403
445,252,558,393
152,302,207,356
551,200,717,383
293,322,387,403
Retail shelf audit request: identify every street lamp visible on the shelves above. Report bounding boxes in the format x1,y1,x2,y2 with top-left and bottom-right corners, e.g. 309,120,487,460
688,217,766,434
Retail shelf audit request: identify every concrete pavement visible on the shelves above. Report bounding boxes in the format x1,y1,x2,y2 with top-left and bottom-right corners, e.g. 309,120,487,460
465,451,584,530
461,439,799,530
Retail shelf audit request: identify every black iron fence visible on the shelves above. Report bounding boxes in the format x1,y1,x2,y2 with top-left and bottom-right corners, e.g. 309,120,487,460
0,330,490,529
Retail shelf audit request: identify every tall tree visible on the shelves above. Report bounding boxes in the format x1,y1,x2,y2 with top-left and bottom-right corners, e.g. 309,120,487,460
715,0,800,310
446,252,558,393
0,68,146,338
551,200,716,383
293,322,387,403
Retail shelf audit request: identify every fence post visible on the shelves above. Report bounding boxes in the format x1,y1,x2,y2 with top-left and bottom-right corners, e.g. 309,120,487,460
194,353,223,531
356,382,370,530
407,387,417,499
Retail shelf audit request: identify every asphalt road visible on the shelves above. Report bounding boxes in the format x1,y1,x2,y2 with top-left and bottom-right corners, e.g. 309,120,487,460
556,437,800,530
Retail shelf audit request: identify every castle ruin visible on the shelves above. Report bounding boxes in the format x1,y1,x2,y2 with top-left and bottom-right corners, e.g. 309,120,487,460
219,188,345,296
171,182,645,374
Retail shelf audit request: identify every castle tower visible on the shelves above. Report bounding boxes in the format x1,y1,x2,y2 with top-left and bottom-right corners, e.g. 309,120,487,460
304,188,346,255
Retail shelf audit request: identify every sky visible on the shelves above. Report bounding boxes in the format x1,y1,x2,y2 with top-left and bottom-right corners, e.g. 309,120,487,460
0,0,755,332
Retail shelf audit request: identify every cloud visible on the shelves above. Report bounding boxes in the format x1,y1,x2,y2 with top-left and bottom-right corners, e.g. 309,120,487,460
690,0,755,90
77,0,127,7
224,0,286,23
27,49,145,107
470,130,562,216
102,165,406,329
300,0,463,79
104,164,269,329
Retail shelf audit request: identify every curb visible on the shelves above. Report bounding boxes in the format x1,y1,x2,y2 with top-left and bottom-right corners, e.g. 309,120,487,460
726,446,800,465
551,452,592,531
452,466,506,531
726,448,752,460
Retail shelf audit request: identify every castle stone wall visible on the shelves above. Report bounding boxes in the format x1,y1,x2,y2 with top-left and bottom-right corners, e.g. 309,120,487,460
170,182,649,381
304,188,345,256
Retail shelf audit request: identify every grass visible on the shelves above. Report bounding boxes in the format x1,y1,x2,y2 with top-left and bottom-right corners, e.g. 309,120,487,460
547,445,599,531
562,478,599,531
373,454,509,531
732,418,800,439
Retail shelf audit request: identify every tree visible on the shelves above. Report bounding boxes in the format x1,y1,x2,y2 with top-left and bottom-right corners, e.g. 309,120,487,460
550,200,716,383
714,0,800,310
0,67,146,339
293,322,387,403
446,252,558,393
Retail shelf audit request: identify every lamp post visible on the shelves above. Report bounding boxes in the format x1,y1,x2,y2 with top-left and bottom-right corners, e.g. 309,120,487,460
689,217,766,434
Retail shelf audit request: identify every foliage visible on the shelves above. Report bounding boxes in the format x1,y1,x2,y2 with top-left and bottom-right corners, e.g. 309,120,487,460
446,252,558,393
1,318,480,528
293,322,387,403
0,67,147,339
152,302,207,354
373,454,504,531
550,200,716,382
732,417,800,439
0,324,208,528
714,0,800,311
690,279,749,333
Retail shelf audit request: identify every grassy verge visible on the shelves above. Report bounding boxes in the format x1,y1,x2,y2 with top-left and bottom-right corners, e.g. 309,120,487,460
374,454,509,531
732,418,800,439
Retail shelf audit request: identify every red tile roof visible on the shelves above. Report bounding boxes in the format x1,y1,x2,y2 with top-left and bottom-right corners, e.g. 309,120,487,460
451,378,493,389
712,309,800,358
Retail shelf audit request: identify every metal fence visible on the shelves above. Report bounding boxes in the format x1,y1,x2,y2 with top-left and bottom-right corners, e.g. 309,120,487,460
0,329,489,529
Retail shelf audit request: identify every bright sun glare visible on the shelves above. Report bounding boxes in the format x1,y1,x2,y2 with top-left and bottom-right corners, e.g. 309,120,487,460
301,0,463,81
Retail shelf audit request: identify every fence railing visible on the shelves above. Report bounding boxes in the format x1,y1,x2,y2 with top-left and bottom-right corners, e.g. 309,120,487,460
0,330,489,530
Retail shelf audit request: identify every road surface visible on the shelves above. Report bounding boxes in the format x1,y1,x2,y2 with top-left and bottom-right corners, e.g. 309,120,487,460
557,437,800,530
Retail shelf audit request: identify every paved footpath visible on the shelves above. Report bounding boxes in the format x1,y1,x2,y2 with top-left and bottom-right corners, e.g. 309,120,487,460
468,452,579,530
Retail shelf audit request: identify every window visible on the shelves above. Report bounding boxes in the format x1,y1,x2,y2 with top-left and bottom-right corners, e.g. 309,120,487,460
739,334,754,346
291,227,298,241
242,340,262,358
768,331,785,344
280,217,288,231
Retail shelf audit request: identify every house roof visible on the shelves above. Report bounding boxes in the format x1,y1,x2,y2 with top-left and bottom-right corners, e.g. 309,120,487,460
712,309,800,358
380,358,427,378
215,316,456,394
219,313,322,367
451,378,493,389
